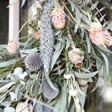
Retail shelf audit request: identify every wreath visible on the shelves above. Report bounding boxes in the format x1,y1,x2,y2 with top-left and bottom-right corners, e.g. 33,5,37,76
0,0,112,112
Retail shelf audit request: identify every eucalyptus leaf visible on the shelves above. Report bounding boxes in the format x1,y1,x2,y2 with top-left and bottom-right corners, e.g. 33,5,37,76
99,51,109,75
51,42,65,70
90,1,99,10
9,92,17,101
0,59,17,68
21,0,26,7
74,71,98,78
96,77,104,87
97,45,112,54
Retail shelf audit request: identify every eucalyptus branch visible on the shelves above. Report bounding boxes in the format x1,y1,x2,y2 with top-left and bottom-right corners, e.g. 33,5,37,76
89,2,107,25
98,0,112,13
67,29,75,48
0,58,24,74
61,2,76,23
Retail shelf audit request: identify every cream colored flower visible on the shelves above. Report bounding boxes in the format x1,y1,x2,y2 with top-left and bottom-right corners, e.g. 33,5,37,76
64,74,72,79
69,89,78,96
68,47,84,68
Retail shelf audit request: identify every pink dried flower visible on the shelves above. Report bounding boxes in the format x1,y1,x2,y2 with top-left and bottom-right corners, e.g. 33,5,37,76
89,22,106,45
7,41,19,54
51,8,66,29
89,31,106,45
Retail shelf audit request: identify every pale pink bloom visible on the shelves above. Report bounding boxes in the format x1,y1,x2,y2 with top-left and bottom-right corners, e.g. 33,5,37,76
7,41,19,54
89,31,106,45
89,22,105,45
89,22,102,33
51,8,66,29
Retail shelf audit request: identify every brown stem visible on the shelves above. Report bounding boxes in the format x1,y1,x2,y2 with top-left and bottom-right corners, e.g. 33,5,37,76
67,29,75,48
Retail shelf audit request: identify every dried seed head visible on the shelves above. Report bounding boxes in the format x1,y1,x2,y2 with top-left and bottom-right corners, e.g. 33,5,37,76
42,80,59,100
68,47,84,68
24,52,43,71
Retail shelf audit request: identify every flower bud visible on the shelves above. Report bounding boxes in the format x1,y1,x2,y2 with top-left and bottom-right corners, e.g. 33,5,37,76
68,47,84,68
77,78,88,88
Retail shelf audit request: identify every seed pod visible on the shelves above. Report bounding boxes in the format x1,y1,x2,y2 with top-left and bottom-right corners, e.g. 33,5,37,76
68,47,84,68
51,8,66,29
16,100,33,112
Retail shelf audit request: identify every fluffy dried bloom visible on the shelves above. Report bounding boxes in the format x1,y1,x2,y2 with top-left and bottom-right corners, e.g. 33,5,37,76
89,22,112,46
68,47,84,68
42,80,59,100
39,2,54,72
89,31,106,45
7,41,19,54
89,22,106,45
89,22,102,33
24,52,43,71
51,8,66,29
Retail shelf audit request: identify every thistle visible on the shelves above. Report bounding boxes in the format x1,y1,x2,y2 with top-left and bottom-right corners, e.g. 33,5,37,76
42,80,59,100
39,2,54,72
24,52,43,71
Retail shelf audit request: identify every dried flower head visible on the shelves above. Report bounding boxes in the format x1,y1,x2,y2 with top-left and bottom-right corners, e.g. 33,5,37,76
89,22,102,33
39,2,54,72
90,31,106,45
89,22,106,45
77,78,88,88
42,80,59,100
68,47,84,68
51,8,66,29
7,41,19,54
24,52,43,71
